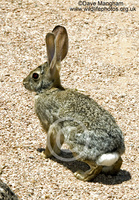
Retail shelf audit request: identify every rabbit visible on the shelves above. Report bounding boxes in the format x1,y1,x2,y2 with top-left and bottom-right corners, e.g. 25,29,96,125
23,25,125,181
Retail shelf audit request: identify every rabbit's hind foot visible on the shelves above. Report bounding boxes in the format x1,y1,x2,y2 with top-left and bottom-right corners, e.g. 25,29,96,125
74,160,102,181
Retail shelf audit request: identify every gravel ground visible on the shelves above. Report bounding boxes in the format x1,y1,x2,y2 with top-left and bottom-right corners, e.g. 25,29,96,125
0,0,139,199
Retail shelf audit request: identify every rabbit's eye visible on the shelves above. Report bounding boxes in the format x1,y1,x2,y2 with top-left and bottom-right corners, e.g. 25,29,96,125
32,73,39,80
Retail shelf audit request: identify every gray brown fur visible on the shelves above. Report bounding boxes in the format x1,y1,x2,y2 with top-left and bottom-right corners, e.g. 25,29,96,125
35,88,125,160
23,25,125,181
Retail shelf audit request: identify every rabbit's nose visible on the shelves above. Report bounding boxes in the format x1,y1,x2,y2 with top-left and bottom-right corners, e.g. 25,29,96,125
23,80,26,85
23,79,28,87
23,77,27,83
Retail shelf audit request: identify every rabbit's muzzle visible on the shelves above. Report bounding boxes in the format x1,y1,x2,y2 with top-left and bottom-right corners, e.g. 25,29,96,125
23,79,31,91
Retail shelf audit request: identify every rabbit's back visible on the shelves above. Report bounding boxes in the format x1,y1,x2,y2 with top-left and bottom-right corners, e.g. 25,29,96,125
36,88,118,129
35,88,125,161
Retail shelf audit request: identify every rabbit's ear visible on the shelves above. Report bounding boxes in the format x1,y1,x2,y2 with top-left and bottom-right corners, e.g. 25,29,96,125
52,25,68,63
46,26,68,84
45,33,55,65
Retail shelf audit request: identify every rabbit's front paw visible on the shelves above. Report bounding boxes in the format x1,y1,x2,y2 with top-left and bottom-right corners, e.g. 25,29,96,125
40,150,52,159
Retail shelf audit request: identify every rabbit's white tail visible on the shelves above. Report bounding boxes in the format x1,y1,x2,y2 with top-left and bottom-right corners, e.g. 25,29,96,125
96,152,120,166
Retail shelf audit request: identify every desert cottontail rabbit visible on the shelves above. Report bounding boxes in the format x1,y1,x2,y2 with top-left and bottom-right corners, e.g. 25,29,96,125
23,25,125,181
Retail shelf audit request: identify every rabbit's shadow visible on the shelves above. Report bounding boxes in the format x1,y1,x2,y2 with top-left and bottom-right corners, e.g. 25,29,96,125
37,148,131,185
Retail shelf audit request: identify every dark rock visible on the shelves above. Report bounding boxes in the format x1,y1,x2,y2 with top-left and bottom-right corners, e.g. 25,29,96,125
0,179,18,200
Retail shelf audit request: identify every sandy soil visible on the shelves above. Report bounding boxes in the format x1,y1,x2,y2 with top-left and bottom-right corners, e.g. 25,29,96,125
0,0,139,199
